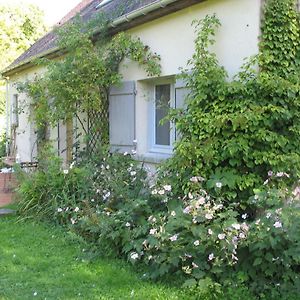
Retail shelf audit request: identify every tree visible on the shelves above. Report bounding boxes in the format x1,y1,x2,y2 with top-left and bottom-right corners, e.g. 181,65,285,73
0,3,47,114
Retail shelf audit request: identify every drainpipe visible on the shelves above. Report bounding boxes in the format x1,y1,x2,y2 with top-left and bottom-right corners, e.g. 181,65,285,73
110,0,179,27
4,77,9,156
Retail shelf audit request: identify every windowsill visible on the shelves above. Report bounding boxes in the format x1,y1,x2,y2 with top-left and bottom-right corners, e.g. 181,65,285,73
135,152,172,164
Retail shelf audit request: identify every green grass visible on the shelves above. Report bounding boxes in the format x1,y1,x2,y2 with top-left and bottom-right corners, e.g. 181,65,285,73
0,216,184,300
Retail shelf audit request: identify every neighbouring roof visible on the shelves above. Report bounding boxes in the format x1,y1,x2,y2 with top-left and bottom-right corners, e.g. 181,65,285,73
2,0,200,76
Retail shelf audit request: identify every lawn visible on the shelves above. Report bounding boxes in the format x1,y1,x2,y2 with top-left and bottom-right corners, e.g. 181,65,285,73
0,215,185,300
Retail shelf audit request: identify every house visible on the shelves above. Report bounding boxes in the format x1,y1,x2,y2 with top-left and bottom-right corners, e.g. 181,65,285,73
1,0,261,168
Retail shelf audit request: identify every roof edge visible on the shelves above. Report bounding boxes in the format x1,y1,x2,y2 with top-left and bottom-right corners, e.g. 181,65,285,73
2,0,199,77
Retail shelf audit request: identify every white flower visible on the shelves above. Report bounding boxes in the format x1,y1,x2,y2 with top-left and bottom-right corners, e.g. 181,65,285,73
163,185,172,192
239,232,246,239
214,204,223,210
188,192,193,199
57,208,63,212
268,170,273,177
263,179,269,185
208,253,214,261
103,191,111,201
208,228,213,235
218,233,226,240
130,171,137,176
33,292,37,296
158,189,165,195
74,207,80,213
205,213,213,220
123,152,128,156
63,169,69,174
266,212,272,219
292,186,300,198
169,234,178,242
130,252,139,260
190,176,205,183
215,181,222,188
197,197,205,205
193,240,200,246
96,189,101,194
170,211,176,217
274,221,282,228
151,189,158,195
149,228,157,235
232,223,241,230
125,222,131,227
71,218,76,225
183,206,191,214
276,172,284,177
192,262,199,268
106,165,110,170
242,213,248,220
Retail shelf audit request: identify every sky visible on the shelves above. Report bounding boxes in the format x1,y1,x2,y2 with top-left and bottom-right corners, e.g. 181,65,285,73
0,0,82,26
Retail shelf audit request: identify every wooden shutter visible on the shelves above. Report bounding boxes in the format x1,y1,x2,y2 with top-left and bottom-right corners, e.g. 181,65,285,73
11,94,19,127
109,81,136,153
175,78,190,139
175,78,190,109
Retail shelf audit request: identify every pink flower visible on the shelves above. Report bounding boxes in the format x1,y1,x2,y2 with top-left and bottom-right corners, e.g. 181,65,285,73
169,234,178,242
218,233,226,240
274,221,282,228
205,213,213,220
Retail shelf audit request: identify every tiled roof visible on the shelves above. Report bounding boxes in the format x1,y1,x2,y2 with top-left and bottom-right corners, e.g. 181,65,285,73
3,0,165,75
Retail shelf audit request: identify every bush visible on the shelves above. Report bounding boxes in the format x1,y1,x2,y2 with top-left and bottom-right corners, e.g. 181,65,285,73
16,147,92,222
163,14,300,214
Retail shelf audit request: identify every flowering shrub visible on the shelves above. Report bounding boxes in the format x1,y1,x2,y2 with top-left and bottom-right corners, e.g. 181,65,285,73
16,148,92,222
236,186,300,297
136,179,248,284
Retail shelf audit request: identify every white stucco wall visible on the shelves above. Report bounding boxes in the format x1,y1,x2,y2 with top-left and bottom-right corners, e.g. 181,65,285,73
7,68,41,162
118,0,262,162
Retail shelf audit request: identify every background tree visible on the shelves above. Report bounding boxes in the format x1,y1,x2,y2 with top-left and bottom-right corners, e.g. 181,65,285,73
0,3,47,116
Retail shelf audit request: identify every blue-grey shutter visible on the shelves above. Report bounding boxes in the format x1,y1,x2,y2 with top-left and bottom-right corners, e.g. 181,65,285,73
175,78,190,140
109,81,136,153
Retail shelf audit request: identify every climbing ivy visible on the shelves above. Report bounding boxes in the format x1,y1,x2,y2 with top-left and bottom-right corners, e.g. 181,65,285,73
259,0,300,77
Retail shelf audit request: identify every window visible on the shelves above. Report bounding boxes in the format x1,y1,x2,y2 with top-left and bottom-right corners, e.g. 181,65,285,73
149,80,175,153
155,84,171,146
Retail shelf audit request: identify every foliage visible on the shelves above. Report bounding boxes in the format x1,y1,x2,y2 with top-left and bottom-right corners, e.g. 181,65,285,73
0,3,47,113
16,147,92,222
259,0,300,77
19,15,161,146
163,11,300,213
0,132,7,157
237,184,300,297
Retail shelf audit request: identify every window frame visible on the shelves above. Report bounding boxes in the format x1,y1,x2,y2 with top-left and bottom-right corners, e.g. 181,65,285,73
148,78,175,154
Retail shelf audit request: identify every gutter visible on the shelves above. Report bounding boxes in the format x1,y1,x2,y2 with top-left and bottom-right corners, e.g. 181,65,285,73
2,0,180,76
111,0,179,27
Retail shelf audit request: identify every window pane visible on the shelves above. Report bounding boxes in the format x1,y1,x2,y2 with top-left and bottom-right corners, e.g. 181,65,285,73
155,84,170,146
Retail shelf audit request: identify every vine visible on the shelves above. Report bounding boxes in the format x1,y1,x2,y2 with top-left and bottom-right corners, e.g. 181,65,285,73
19,13,161,151
162,0,300,214
259,0,300,77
